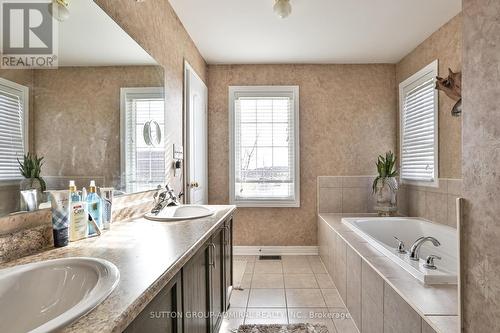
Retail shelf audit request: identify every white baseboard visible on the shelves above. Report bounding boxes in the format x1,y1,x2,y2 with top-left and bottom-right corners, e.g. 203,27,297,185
233,246,319,256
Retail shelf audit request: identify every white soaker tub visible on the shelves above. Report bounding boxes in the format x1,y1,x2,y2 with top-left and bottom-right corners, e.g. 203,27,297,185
342,217,457,285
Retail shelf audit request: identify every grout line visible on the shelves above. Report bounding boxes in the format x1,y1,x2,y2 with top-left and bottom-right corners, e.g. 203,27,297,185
282,267,289,324
279,258,290,324
316,256,353,333
243,255,256,323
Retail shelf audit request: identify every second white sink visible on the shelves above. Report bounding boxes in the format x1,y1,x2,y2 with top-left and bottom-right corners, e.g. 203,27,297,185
144,205,215,222
0,257,119,333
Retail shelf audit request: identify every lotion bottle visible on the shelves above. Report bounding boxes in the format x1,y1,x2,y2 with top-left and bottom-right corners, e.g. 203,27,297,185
68,181,88,241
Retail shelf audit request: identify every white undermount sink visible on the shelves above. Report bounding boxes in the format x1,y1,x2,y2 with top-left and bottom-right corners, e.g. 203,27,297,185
0,257,120,333
144,205,215,222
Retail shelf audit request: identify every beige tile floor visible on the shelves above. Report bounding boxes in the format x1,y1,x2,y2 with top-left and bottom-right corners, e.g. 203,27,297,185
219,255,359,333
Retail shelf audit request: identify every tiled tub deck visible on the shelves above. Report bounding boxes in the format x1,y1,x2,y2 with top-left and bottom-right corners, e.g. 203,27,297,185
318,214,459,333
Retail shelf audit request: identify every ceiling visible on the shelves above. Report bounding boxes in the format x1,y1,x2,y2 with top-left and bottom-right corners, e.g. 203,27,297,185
168,0,462,64
57,0,156,66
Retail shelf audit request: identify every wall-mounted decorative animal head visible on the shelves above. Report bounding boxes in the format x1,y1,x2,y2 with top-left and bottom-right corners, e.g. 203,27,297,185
436,68,462,117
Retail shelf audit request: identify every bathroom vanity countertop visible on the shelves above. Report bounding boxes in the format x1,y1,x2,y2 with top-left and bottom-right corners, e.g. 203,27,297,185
0,205,236,333
319,213,459,333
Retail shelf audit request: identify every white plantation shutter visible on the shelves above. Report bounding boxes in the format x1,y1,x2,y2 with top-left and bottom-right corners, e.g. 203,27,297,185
229,86,300,207
399,60,438,185
121,88,165,193
0,78,28,182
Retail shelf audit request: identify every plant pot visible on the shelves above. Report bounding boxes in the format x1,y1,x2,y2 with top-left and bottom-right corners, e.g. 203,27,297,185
374,177,398,216
20,178,44,206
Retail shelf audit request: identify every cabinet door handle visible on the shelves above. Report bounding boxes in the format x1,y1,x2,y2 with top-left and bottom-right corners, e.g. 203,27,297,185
209,243,216,269
223,226,229,245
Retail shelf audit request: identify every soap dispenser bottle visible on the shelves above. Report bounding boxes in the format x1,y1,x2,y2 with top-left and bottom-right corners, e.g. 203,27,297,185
87,180,102,235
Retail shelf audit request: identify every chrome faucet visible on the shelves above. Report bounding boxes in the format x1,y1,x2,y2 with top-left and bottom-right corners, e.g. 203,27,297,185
409,236,441,261
151,184,184,215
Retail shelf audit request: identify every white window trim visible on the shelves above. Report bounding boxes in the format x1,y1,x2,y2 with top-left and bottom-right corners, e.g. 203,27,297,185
0,77,29,186
119,87,165,192
229,85,300,208
399,60,439,187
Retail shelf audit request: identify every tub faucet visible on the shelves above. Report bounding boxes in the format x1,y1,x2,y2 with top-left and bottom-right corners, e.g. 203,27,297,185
409,236,441,261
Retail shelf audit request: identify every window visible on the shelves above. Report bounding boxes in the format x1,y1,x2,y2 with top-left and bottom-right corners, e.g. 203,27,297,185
399,60,439,186
0,78,28,183
120,87,166,193
229,86,300,207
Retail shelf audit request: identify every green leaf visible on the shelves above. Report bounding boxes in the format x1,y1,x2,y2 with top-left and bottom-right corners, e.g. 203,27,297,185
374,150,398,179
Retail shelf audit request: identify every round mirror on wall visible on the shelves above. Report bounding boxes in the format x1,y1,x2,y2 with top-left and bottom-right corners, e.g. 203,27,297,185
143,120,162,147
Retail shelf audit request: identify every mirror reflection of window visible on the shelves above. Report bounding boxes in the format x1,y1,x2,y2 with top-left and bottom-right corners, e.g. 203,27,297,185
0,78,28,182
120,88,166,194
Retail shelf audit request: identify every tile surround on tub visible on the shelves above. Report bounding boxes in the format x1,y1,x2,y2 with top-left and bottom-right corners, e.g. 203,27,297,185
317,176,376,214
317,176,463,228
400,178,463,228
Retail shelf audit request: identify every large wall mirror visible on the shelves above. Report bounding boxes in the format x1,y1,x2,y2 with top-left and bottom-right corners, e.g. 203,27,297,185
0,0,166,217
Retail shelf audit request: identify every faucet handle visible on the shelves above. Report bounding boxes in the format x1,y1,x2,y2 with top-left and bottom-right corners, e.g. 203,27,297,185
424,254,442,270
393,236,407,254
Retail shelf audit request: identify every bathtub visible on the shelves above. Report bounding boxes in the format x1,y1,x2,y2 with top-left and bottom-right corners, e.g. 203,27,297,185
342,217,458,285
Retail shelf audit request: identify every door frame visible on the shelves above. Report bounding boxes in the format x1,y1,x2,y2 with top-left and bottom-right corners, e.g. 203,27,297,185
183,60,208,204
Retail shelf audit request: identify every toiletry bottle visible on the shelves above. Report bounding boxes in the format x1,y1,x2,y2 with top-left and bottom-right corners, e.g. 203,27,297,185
68,181,88,241
69,180,80,203
48,191,69,247
87,180,102,235
99,188,114,230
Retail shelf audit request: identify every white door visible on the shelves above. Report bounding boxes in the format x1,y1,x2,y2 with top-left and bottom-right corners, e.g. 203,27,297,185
185,62,208,204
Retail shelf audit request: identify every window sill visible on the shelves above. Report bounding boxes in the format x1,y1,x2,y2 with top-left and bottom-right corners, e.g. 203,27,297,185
401,179,439,188
230,200,300,208
0,180,22,187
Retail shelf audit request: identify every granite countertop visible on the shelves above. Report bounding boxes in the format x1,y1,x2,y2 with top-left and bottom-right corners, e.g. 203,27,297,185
0,205,236,333
318,213,459,333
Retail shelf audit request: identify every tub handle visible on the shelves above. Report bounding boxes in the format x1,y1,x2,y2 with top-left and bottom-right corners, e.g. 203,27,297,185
393,236,407,254
424,254,442,270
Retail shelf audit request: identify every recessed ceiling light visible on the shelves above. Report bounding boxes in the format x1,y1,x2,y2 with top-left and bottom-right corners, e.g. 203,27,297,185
274,0,292,19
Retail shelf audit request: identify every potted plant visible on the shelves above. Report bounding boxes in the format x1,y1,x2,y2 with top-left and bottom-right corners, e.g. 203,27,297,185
372,151,398,216
18,153,47,203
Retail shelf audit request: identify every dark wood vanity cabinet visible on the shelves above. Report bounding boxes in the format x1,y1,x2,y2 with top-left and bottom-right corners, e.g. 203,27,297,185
124,273,183,333
209,227,225,333
182,242,211,333
182,224,231,333
124,215,233,333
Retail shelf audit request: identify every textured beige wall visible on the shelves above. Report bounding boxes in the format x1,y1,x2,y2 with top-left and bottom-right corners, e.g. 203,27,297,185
33,66,163,188
208,64,396,246
95,0,208,194
462,1,500,331
396,14,462,179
